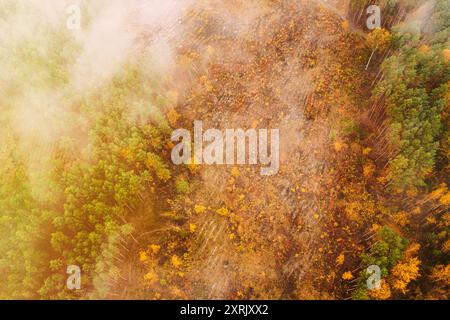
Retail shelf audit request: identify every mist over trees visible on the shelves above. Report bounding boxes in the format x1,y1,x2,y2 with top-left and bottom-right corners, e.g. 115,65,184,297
0,0,448,300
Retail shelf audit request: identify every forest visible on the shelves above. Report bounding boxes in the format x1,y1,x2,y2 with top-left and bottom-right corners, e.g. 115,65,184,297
0,0,448,300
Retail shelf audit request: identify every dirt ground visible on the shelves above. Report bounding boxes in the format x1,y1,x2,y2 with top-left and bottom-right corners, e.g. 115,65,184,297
105,0,364,300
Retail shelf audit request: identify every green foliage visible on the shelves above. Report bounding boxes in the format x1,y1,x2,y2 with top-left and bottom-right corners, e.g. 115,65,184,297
43,68,174,296
0,132,52,299
385,85,444,189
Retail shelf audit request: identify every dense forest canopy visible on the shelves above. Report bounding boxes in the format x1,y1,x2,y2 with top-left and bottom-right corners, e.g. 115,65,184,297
0,0,448,300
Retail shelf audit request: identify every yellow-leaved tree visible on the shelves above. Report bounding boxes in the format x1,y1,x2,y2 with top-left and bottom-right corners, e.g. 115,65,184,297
390,257,421,294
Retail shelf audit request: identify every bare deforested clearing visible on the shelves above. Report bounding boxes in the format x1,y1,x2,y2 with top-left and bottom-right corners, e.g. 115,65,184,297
0,0,448,300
